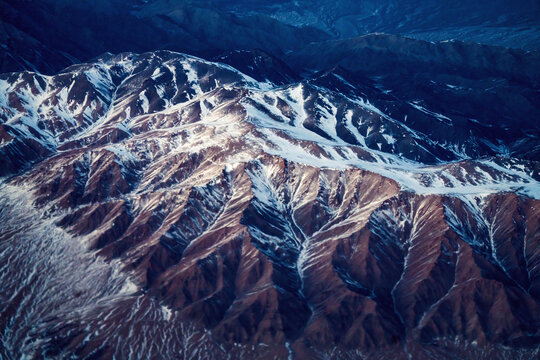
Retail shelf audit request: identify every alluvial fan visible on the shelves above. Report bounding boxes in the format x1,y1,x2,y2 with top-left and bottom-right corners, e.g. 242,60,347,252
1,46,539,359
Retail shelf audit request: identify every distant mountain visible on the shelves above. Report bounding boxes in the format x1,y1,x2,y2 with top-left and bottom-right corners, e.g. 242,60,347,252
0,0,327,74
2,0,540,75
216,0,540,50
1,43,539,358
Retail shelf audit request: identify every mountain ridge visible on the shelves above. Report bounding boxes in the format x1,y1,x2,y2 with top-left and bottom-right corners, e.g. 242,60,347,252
1,49,539,359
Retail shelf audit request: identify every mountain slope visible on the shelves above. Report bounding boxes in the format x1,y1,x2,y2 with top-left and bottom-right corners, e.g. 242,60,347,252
1,48,539,359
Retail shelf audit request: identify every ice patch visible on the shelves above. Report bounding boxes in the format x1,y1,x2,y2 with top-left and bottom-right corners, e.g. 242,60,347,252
139,91,150,113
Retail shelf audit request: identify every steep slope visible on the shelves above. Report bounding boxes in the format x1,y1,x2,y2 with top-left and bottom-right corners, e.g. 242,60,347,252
0,51,539,359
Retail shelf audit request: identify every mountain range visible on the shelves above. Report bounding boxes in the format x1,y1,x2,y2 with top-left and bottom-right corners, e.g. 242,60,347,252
1,1,539,359
2,0,540,74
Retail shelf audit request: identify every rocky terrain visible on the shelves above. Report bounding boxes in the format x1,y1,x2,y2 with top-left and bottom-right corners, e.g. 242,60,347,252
1,38,539,359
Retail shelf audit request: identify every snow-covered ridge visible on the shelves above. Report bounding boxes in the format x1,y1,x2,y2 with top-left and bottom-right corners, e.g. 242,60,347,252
240,82,539,199
0,50,538,199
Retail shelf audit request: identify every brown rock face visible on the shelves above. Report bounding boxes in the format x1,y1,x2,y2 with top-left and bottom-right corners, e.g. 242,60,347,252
0,51,539,359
